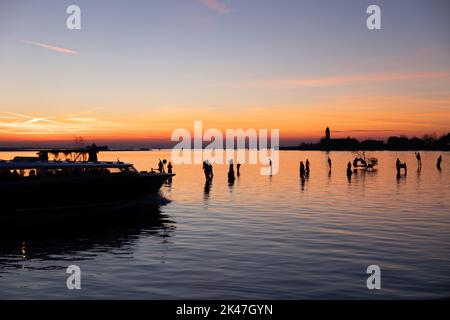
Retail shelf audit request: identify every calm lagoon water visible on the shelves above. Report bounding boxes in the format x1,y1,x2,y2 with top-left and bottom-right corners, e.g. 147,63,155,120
0,150,449,299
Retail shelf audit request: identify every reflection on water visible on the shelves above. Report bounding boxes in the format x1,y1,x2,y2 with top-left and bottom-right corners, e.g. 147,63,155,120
0,150,449,299
204,180,212,202
0,197,175,273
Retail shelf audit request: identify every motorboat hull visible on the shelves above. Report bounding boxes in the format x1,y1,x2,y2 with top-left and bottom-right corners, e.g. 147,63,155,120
0,173,174,217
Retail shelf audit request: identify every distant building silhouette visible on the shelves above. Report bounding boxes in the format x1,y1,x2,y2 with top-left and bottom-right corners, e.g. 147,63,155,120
320,127,359,150
280,127,450,151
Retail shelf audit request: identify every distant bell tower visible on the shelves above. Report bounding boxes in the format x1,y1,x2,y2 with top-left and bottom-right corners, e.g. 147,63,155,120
325,127,331,141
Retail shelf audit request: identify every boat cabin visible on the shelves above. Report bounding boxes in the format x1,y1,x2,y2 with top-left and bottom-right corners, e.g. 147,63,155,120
0,146,139,180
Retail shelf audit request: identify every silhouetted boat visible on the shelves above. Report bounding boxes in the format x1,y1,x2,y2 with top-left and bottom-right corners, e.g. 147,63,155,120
0,147,174,216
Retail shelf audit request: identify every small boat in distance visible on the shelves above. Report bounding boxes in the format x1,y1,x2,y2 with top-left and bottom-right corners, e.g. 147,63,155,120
0,145,174,216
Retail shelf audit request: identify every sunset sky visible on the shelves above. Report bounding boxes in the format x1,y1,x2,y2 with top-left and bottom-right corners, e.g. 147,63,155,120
0,0,449,147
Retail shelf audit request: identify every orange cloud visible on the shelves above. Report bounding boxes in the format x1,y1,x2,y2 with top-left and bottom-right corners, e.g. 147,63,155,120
199,0,229,13
239,71,450,89
22,40,79,55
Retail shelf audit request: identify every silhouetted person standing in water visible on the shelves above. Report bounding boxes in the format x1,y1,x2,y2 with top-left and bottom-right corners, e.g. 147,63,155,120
299,161,306,179
237,162,241,177
167,162,173,174
415,152,422,168
437,155,442,170
305,159,311,176
346,161,353,177
228,160,236,184
328,157,332,171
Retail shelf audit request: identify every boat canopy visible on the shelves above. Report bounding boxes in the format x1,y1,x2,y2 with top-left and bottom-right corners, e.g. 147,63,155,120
35,144,109,162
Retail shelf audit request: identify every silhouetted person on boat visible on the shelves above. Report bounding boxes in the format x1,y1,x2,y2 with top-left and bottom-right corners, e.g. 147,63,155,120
88,144,99,162
299,161,306,179
396,158,407,175
228,160,235,184
415,152,422,168
236,162,241,177
12,170,19,178
347,161,353,177
158,160,164,173
328,157,332,170
38,151,49,162
167,162,173,174
159,159,167,173
437,155,442,170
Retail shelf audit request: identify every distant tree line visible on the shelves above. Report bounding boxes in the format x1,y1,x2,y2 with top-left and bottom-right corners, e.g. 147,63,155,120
282,133,450,151
385,133,449,150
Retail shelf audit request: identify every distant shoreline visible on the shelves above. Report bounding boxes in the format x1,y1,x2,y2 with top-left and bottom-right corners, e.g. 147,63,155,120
1,131,448,152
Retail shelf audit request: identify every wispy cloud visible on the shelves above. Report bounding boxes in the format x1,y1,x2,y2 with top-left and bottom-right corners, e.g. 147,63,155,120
22,40,79,55
0,112,119,135
199,0,229,13
238,71,450,89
